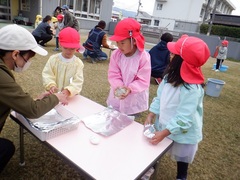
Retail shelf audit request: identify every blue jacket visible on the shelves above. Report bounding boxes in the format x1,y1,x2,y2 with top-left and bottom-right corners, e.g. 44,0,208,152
149,41,170,77
83,26,105,53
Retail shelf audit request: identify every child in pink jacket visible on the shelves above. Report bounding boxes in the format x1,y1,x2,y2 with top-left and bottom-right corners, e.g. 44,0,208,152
106,18,151,116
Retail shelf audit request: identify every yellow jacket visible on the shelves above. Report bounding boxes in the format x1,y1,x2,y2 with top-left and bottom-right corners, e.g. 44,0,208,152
42,54,84,97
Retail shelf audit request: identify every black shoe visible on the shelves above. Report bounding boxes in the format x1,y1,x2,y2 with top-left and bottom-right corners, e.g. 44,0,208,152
40,43,46,47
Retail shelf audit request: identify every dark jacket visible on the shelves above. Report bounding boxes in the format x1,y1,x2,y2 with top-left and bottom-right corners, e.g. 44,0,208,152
32,22,52,37
63,11,79,31
149,40,170,78
0,60,59,132
83,26,106,53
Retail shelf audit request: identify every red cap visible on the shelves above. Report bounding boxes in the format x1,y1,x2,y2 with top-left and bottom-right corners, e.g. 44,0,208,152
59,27,85,52
222,40,228,46
109,18,145,51
57,14,63,21
167,35,210,84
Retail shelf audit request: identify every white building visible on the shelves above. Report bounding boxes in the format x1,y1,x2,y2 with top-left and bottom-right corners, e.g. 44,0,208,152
137,0,236,32
0,0,114,30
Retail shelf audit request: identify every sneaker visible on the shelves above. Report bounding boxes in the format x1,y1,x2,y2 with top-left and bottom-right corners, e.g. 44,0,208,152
141,167,155,180
215,69,219,72
53,48,59,51
155,78,162,85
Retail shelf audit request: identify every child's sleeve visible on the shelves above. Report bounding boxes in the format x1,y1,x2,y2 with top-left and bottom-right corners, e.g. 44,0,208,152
42,56,57,91
149,80,165,115
64,60,84,97
166,85,203,134
128,52,151,93
108,50,124,89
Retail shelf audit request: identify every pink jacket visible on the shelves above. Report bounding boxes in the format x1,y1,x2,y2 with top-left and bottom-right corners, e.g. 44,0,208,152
107,49,151,115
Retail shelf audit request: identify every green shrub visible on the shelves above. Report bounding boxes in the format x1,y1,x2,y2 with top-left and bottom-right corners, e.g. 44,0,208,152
200,24,240,40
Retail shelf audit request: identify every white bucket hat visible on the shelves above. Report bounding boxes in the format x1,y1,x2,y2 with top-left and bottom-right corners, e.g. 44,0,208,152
0,24,48,56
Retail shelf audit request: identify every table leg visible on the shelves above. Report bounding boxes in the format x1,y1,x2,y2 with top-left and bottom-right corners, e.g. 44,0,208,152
151,160,160,180
19,126,25,166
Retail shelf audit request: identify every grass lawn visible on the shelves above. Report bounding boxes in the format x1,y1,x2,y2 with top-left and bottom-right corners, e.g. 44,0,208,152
0,33,239,179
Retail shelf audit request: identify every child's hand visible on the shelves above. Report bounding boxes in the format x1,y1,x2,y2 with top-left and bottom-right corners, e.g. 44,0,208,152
149,129,170,145
144,112,155,126
144,116,153,126
114,87,126,98
54,92,68,105
61,89,70,98
118,87,131,99
49,86,58,94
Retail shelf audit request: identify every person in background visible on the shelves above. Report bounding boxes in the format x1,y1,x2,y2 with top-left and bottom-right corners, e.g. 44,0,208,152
61,5,80,31
34,14,42,29
42,27,84,103
83,20,110,61
149,32,173,84
214,40,228,72
53,14,64,51
0,24,68,173
144,35,210,180
53,6,62,18
32,15,53,47
106,18,151,116
50,16,58,35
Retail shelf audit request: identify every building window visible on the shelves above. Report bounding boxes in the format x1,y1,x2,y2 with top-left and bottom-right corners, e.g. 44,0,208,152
156,3,163,10
89,0,101,14
200,8,204,18
154,20,159,26
21,0,30,11
65,0,102,19
95,0,101,14
0,0,11,21
82,0,88,12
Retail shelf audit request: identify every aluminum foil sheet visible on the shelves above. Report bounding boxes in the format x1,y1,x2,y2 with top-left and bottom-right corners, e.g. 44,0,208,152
143,124,156,138
26,105,80,132
82,107,134,136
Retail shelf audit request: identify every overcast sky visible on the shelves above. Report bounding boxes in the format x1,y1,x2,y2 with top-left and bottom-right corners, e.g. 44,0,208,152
113,0,240,15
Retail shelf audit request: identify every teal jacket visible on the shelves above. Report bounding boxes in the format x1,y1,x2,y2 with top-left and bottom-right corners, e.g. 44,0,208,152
0,60,59,132
149,79,204,144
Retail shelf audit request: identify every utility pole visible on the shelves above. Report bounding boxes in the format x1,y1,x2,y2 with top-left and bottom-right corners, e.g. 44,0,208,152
137,0,142,17
207,0,218,36
203,0,212,24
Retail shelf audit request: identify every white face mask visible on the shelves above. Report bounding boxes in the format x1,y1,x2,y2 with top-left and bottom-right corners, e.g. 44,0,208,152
14,60,32,73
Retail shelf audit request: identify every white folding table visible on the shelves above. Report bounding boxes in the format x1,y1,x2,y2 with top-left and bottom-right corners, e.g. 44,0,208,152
10,95,173,180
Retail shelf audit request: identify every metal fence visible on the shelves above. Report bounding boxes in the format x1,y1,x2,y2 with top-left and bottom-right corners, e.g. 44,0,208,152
141,25,240,61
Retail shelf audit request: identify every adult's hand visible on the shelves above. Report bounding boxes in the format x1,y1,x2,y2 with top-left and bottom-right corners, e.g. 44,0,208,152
36,91,51,100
